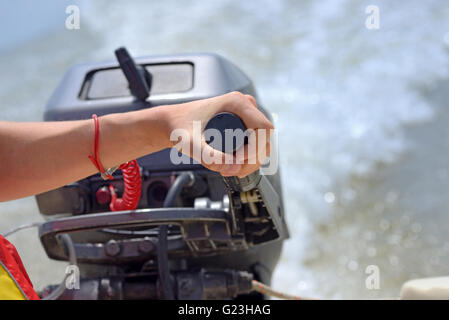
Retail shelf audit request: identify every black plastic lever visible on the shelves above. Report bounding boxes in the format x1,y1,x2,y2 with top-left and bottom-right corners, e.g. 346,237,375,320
114,47,151,101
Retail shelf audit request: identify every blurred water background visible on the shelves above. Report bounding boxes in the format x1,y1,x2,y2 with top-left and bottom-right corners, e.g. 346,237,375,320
1,0,449,299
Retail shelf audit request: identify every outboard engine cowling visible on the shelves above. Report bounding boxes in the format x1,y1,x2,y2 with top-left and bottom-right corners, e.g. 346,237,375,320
35,48,288,300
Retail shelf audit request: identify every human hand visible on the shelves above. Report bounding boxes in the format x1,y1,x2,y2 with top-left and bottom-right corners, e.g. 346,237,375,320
164,91,274,178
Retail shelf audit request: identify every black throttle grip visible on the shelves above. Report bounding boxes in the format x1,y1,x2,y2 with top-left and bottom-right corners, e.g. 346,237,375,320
205,112,261,192
204,112,247,153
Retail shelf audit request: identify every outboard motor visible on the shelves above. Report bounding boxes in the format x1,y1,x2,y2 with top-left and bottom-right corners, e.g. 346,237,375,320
35,48,289,300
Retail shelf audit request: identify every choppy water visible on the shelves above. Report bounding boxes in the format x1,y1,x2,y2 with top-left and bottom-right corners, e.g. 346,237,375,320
1,0,449,299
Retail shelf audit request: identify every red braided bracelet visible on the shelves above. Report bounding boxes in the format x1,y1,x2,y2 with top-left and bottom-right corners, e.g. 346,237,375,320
88,114,117,180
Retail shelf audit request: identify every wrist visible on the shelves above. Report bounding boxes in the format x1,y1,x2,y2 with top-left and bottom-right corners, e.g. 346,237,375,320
137,105,175,150
156,105,176,149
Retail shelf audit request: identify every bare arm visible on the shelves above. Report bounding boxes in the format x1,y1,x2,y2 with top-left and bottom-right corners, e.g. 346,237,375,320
0,92,273,202
0,105,169,201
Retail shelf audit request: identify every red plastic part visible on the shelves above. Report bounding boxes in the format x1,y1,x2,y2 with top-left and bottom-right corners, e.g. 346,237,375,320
109,160,142,211
95,186,111,205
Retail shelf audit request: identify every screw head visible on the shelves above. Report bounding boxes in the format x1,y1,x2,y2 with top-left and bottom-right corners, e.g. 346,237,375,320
138,238,154,253
105,239,121,256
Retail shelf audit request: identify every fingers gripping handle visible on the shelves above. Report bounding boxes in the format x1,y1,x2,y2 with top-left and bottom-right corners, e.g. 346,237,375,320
205,112,261,192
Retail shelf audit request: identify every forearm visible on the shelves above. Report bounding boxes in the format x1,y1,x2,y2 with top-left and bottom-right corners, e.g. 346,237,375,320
0,92,273,202
0,106,171,201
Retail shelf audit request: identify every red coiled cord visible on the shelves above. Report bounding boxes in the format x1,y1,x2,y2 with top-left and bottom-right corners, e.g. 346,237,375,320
109,160,142,211
88,114,142,211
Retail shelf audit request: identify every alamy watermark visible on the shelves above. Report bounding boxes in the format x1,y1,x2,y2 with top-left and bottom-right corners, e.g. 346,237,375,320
365,265,380,290
365,5,380,30
65,5,80,30
65,264,80,290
